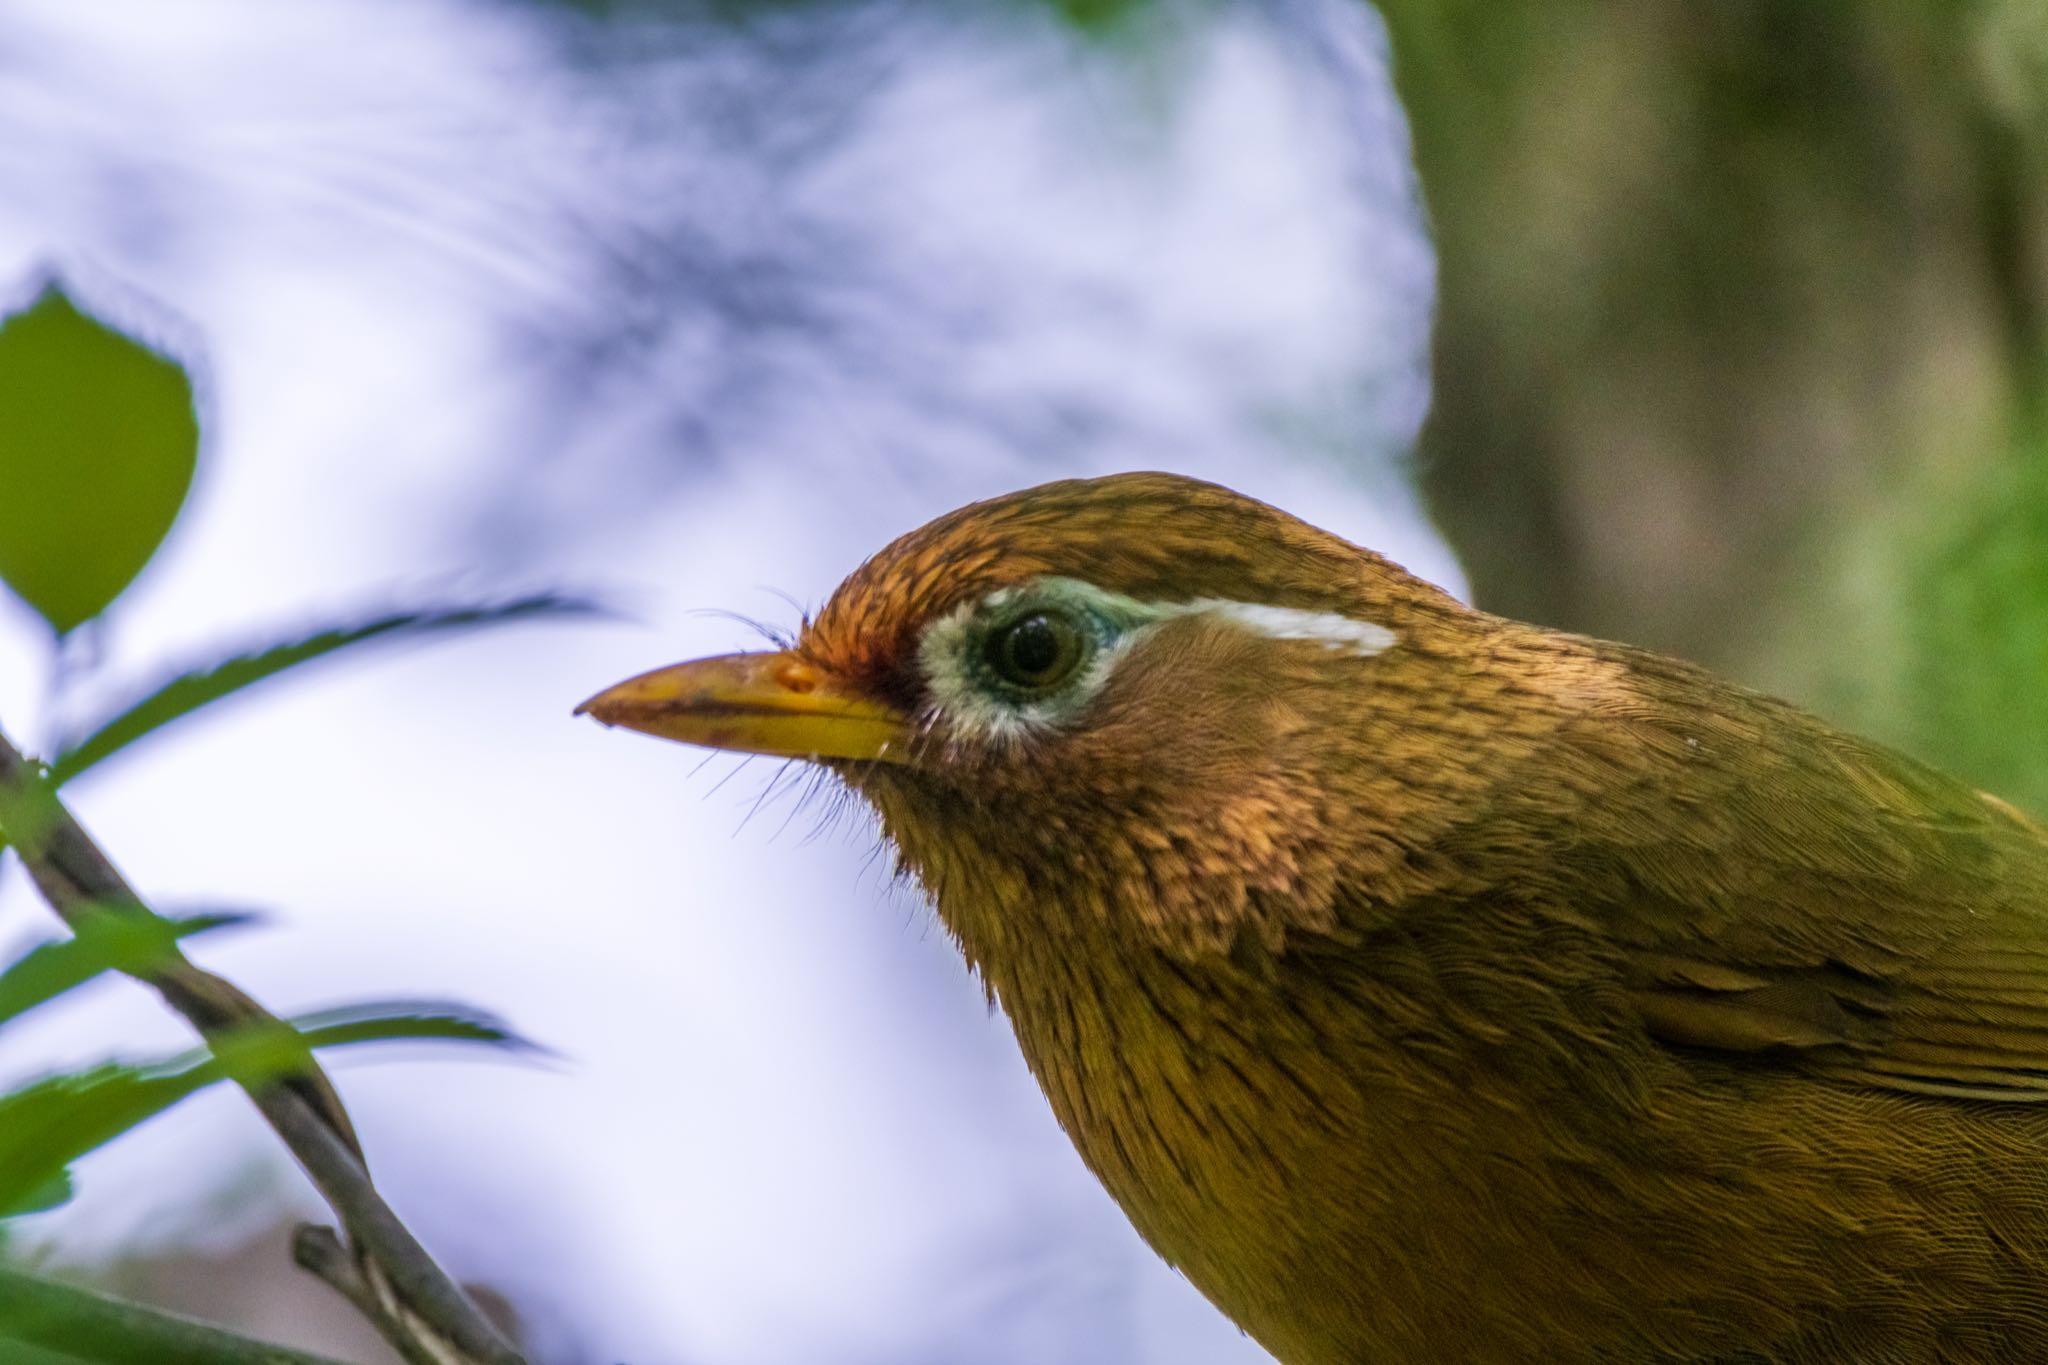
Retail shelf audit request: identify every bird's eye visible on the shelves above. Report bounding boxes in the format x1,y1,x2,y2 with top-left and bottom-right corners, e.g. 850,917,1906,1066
984,610,1086,692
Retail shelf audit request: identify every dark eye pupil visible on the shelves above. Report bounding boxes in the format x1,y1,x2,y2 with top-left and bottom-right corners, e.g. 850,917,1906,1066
1002,616,1063,680
980,607,1088,693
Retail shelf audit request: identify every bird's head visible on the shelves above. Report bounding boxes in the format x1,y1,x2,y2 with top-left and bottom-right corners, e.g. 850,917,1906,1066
580,473,1511,967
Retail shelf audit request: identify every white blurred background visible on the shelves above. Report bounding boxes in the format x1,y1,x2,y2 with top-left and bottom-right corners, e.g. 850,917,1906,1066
0,1,1452,1360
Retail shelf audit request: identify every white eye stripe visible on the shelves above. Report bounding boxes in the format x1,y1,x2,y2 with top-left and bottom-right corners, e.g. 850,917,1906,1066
916,577,1395,743
958,581,1397,654
1179,600,1396,657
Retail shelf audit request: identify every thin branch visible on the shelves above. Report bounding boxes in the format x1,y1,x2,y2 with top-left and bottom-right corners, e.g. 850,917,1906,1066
0,729,524,1365
295,1226,469,1365
0,1262,354,1365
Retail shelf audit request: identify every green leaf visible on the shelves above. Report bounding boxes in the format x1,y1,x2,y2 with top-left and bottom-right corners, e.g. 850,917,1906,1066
287,1000,528,1054
0,1064,215,1218
8,1171,73,1217
0,1264,357,1365
0,284,199,635
51,593,602,784
0,999,524,1219
0,912,248,1029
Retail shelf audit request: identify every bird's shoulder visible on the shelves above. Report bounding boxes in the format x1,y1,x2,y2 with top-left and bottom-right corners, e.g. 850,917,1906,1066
1410,623,2048,1104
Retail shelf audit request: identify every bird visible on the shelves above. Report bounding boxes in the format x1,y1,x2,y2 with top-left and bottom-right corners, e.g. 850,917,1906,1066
578,472,2048,1364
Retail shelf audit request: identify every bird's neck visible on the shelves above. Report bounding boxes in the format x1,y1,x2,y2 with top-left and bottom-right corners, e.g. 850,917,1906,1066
924,843,1548,1364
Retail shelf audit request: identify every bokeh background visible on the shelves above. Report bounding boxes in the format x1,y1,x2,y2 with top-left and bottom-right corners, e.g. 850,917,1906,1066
1,2,2045,1362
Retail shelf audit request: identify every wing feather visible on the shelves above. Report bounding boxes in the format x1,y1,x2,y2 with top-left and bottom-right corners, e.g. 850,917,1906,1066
1552,642,2048,1105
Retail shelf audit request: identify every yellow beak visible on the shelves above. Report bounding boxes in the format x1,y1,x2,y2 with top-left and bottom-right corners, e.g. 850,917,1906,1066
575,651,911,763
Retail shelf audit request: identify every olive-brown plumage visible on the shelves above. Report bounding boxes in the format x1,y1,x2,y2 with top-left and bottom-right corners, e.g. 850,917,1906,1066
583,473,2048,1364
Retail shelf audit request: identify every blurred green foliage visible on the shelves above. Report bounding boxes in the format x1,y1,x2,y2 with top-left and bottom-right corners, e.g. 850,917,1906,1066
0,286,198,637
1831,424,2048,815
1046,0,1149,31
1375,2,2048,812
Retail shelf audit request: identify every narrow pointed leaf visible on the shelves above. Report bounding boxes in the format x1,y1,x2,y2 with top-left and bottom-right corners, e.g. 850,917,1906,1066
52,594,602,783
0,911,248,1028
0,284,199,635
288,1000,528,1053
0,998,526,1218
